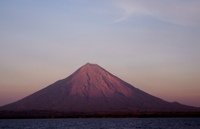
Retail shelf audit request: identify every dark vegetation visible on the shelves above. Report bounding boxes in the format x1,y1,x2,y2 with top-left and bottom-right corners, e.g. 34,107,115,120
1,110,200,119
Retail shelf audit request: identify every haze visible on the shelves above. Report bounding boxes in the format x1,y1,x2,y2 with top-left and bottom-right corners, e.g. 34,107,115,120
0,0,200,107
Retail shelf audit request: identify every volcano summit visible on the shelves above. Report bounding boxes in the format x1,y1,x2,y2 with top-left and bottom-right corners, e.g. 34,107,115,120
0,63,199,118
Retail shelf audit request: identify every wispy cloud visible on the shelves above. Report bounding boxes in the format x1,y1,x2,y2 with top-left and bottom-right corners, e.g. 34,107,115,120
113,0,200,26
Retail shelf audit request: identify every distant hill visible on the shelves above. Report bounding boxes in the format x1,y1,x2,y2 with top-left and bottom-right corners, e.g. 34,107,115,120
0,63,199,118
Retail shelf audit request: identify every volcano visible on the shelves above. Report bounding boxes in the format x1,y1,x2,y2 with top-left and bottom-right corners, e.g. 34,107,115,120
0,63,199,117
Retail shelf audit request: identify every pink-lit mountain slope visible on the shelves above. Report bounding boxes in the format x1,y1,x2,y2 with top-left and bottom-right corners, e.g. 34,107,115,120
0,63,199,115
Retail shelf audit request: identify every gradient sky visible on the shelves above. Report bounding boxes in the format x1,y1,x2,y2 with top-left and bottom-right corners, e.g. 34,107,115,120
0,0,200,107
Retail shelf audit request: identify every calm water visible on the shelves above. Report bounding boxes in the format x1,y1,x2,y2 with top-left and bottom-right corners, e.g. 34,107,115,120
0,118,200,129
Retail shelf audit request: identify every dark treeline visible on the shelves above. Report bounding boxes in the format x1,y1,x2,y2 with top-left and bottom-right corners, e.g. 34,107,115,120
1,111,200,119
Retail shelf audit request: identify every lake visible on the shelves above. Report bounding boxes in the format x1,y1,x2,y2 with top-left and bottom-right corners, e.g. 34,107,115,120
0,118,200,129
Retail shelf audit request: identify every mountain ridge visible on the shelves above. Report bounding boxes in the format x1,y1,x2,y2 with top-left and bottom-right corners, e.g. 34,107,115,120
0,63,199,118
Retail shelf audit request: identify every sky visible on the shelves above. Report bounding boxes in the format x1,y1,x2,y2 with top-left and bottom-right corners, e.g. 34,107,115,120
0,0,200,107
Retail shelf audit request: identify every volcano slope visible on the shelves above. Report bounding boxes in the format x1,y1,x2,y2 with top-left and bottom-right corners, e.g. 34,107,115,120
0,63,199,118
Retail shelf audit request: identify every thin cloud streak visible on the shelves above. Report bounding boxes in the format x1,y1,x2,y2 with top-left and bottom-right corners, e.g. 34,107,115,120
114,0,200,26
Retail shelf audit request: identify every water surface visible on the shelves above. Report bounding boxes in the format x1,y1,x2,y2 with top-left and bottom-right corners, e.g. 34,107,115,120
0,118,200,129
